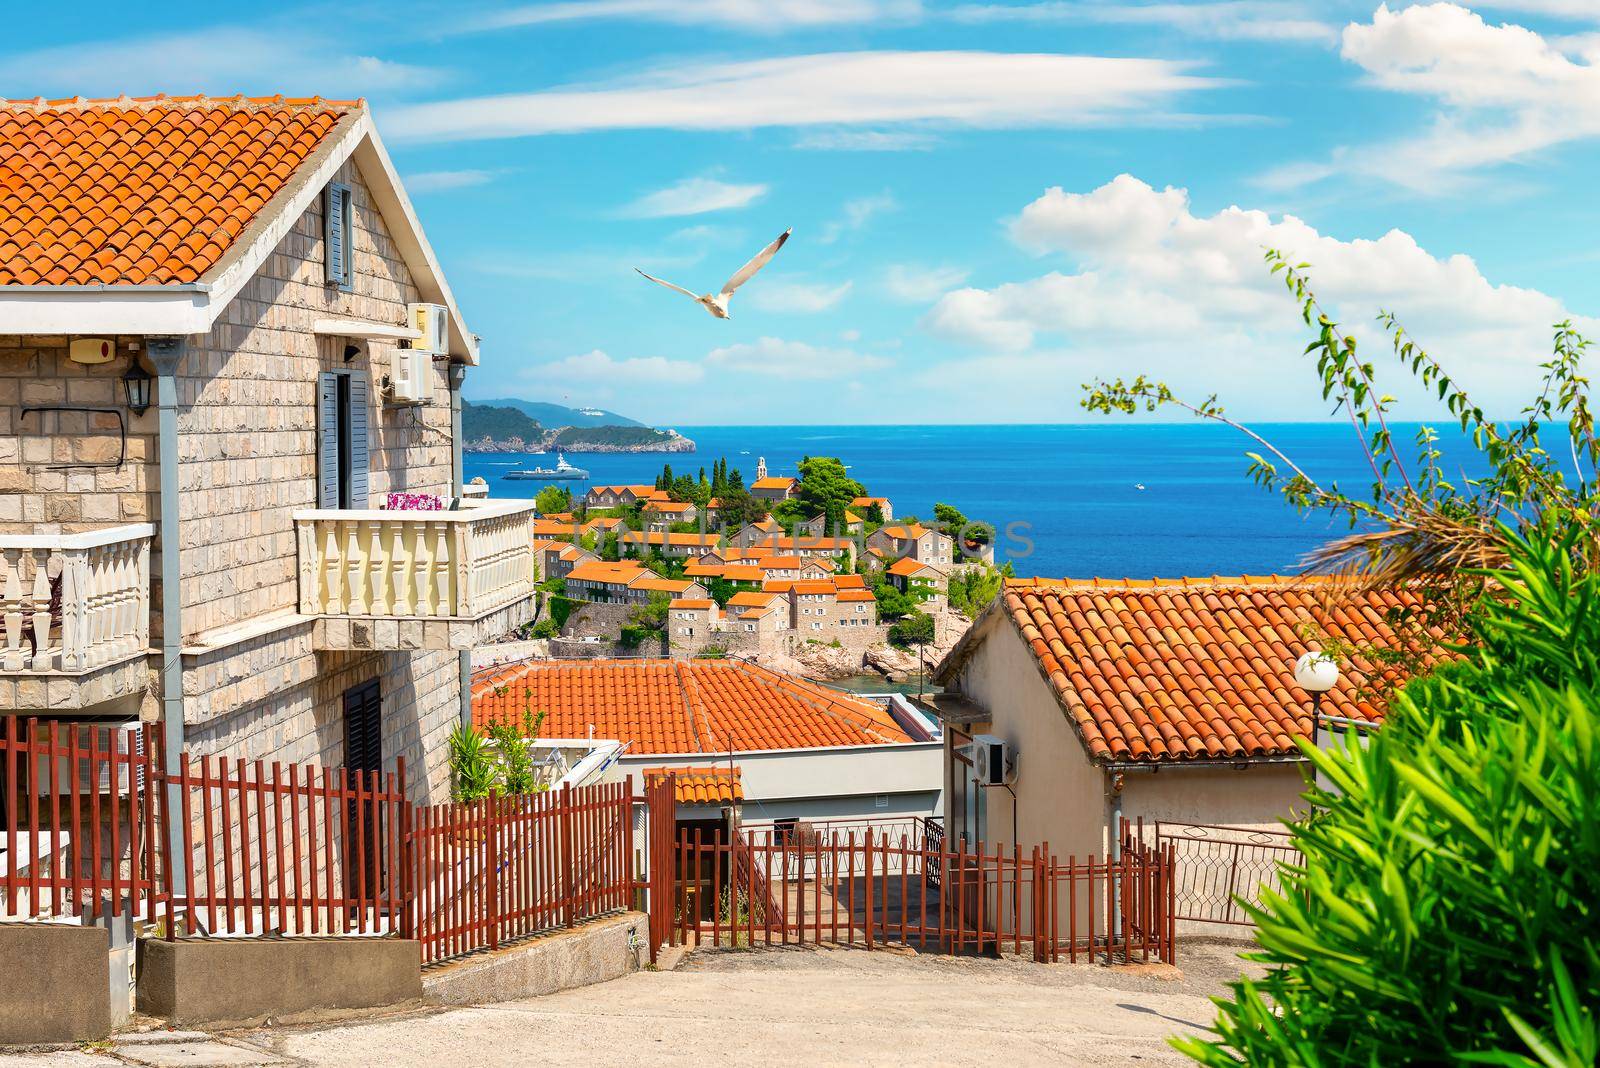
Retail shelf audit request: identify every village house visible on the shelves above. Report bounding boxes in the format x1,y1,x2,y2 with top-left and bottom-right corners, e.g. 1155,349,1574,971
887,556,947,608
851,495,893,522
867,523,955,571
620,530,722,560
533,538,596,582
581,514,629,539
532,517,583,539
0,95,537,803
640,499,696,531
583,484,654,509
744,534,857,568
563,559,706,605
731,518,785,548
780,580,878,633
473,658,942,826
927,576,1426,924
798,510,863,536
667,597,719,645
722,591,790,634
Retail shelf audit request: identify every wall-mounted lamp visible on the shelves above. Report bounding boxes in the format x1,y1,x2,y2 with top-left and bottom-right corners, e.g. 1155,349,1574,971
121,361,152,415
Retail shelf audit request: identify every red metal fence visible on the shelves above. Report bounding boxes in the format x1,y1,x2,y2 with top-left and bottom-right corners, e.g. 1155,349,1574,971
661,818,1176,964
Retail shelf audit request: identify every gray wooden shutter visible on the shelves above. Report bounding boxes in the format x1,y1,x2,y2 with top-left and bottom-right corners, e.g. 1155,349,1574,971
317,372,339,508
324,182,351,288
348,371,370,509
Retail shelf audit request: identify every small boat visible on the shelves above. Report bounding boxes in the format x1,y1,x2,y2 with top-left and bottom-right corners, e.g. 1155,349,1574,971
504,452,590,481
1134,483,1147,491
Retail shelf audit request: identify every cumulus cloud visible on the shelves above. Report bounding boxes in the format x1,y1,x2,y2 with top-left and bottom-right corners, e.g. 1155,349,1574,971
924,174,1591,416
618,177,768,218
704,337,891,379
746,280,855,313
885,264,971,302
386,51,1219,143
819,192,898,243
947,2,1336,43
479,0,922,31
527,349,704,385
1264,3,1600,191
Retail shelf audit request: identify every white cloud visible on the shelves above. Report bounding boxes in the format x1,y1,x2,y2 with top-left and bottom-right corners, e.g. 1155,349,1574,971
819,192,898,243
704,337,891,379
947,2,1336,43
924,174,1593,416
885,263,972,302
480,0,922,31
405,169,499,194
528,349,704,384
1264,3,1600,191
0,27,441,97
387,51,1219,143
618,177,769,218
1472,1,1600,17
747,280,855,313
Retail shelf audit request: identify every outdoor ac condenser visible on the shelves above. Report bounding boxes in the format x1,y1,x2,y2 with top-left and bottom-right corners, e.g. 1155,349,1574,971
388,347,433,405
407,302,449,355
972,734,1017,786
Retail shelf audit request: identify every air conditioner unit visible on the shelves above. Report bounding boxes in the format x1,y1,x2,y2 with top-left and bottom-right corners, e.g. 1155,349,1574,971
388,347,433,405
407,302,449,356
971,734,1017,786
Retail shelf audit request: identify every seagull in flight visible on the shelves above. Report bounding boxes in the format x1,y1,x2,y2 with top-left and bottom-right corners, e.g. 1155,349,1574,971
635,228,792,320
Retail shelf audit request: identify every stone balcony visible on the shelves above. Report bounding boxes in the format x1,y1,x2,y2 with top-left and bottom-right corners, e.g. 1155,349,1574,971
0,523,155,712
293,499,539,651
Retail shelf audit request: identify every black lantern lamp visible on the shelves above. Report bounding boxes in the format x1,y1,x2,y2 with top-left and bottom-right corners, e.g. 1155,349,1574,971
122,360,152,415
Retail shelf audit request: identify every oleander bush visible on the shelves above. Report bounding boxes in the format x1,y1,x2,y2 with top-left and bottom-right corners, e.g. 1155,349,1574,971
1178,531,1599,1067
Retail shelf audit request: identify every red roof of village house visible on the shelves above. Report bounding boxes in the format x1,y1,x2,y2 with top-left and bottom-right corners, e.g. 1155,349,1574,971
472,660,913,753
751,477,796,490
669,598,714,610
644,766,743,805
836,588,877,603
888,556,938,577
622,531,721,547
0,95,361,286
532,519,579,537
790,581,837,596
567,560,650,585
726,591,780,608
877,524,932,540
940,577,1439,764
834,574,867,589
588,485,655,497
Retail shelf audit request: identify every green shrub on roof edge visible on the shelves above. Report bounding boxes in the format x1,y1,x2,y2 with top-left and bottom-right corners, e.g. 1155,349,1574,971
1178,529,1598,1067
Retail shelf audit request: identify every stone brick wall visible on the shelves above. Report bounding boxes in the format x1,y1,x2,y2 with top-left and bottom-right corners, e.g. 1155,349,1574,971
0,336,156,533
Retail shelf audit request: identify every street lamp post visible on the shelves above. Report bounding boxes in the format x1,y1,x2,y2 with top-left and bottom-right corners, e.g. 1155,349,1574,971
1293,650,1340,743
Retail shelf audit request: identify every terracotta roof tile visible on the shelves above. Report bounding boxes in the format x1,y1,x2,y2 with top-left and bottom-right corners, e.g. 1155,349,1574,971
991,578,1441,764
472,659,912,754
0,95,359,286
644,766,743,805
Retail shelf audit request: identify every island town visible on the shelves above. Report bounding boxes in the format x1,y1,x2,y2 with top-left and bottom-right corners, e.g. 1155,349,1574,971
0,8,1592,1065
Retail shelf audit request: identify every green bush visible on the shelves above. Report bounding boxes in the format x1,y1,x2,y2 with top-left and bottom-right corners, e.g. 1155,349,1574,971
530,617,558,639
1180,531,1599,1067
549,595,576,630
447,724,497,803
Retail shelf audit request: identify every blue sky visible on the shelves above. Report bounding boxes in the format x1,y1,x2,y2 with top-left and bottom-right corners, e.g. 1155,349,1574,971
9,1,1600,425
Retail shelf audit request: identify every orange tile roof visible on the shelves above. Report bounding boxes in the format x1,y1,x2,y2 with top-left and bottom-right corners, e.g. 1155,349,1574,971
543,512,575,522
567,560,650,585
851,496,888,507
532,519,579,537
889,556,938,577
622,531,721,547
727,591,780,608
803,558,839,572
965,578,1440,764
764,580,796,594
587,484,654,497
473,660,913,753
834,574,867,589
836,589,877,603
683,563,726,577
644,766,743,805
644,501,694,512
720,565,764,582
877,524,932,540
0,95,360,286
751,477,796,490
757,555,803,569
746,535,853,551
790,581,837,596
632,576,698,594
669,598,714,610
583,516,627,530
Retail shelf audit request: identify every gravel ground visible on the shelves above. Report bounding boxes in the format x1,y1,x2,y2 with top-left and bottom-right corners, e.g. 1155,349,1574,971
0,940,1259,1068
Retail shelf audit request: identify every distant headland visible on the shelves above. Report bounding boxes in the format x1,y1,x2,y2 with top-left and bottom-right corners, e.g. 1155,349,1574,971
461,398,695,454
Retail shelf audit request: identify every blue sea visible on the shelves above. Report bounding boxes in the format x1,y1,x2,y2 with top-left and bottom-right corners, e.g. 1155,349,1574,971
466,423,1491,580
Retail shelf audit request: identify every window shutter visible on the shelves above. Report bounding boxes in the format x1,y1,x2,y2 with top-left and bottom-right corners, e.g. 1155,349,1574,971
317,372,339,508
342,681,382,773
347,371,370,509
324,182,351,288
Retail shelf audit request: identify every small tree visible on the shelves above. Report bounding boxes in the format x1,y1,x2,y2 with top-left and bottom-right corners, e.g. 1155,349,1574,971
534,485,572,517
794,456,866,532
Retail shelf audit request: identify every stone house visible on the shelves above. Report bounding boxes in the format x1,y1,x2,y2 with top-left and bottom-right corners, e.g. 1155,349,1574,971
534,539,596,582
0,96,537,803
850,495,893,522
722,592,789,634
749,458,796,503
867,524,954,571
743,534,856,569
783,580,878,633
564,560,705,606
620,530,721,560
584,484,654,509
798,510,862,536
731,519,784,548
667,598,719,644
887,556,946,608
640,500,696,532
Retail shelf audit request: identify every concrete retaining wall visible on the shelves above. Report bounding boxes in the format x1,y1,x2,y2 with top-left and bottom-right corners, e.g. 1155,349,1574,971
422,911,646,1006
137,937,423,1029
0,923,111,1045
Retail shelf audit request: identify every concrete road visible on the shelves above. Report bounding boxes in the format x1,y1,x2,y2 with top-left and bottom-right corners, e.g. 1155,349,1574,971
0,942,1254,1068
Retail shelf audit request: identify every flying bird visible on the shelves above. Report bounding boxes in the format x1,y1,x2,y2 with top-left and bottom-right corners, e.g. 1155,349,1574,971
635,228,792,320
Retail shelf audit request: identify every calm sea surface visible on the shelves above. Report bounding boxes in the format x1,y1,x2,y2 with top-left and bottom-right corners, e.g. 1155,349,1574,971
465,423,1489,580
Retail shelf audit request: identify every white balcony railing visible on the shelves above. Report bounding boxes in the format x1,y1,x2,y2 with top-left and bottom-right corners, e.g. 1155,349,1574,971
0,524,154,674
293,500,537,620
